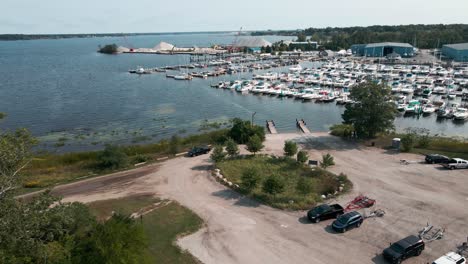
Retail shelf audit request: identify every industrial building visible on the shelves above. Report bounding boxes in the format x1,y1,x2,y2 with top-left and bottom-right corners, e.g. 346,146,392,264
442,43,468,62
351,42,415,58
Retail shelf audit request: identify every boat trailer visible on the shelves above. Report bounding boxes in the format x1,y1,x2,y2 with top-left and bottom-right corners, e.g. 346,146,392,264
345,195,376,211
419,223,445,242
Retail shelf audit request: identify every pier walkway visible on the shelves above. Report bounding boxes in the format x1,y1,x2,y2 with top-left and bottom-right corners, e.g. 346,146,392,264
296,119,310,133
266,120,278,134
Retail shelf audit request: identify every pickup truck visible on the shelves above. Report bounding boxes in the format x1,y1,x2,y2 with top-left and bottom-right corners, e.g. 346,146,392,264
442,158,468,170
432,252,466,264
307,204,344,223
383,235,425,264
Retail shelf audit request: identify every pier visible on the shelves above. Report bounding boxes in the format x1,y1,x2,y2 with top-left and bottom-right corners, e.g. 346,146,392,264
296,119,310,133
266,120,278,134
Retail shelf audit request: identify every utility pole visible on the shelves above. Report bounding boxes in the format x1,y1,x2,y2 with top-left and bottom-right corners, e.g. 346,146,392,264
251,112,257,127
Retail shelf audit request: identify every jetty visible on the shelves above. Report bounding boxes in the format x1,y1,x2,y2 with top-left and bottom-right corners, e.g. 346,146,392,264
296,119,310,133
266,120,278,134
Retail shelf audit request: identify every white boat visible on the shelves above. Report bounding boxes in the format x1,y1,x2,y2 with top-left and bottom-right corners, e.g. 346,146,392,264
453,108,468,120
404,100,422,114
289,65,303,72
174,75,192,80
422,104,436,115
136,67,146,74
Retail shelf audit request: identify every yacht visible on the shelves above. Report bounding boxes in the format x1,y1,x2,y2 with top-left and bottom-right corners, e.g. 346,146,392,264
422,104,436,115
453,108,468,120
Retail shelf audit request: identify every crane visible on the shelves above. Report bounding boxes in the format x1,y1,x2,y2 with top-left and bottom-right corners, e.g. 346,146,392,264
228,27,243,53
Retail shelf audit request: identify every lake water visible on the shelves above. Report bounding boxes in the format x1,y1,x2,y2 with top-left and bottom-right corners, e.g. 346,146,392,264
0,33,466,152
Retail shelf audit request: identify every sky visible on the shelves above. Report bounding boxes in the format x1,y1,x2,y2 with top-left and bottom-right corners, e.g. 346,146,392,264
2,0,468,34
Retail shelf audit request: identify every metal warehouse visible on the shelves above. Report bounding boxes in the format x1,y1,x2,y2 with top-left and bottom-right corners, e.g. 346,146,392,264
442,43,468,62
351,42,415,57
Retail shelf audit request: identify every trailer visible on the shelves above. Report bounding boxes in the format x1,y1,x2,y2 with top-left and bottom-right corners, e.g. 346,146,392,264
419,223,445,242
344,195,376,211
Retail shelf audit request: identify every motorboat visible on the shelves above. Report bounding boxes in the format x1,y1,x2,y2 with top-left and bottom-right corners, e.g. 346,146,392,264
404,100,422,114
422,104,436,115
453,108,468,120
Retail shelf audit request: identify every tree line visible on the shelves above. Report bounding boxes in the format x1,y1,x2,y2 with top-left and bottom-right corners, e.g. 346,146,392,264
252,24,468,50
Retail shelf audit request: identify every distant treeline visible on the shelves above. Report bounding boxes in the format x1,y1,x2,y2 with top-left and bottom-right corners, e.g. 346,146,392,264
0,31,234,41
252,24,468,50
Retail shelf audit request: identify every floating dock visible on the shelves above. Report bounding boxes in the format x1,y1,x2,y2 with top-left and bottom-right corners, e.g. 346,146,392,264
266,120,278,134
296,119,310,133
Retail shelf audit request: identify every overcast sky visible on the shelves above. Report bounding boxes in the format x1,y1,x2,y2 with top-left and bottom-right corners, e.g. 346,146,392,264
2,0,468,34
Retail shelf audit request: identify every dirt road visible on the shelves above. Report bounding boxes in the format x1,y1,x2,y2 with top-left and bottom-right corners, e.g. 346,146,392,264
57,133,468,264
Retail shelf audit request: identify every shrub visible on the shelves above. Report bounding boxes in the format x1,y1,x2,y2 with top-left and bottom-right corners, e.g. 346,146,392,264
246,135,264,154
401,133,416,152
320,153,335,169
283,141,298,157
210,145,226,163
96,145,129,169
168,135,181,155
225,138,239,157
262,175,285,195
330,124,355,137
98,44,118,54
240,168,260,192
297,150,309,164
132,154,151,163
296,177,313,195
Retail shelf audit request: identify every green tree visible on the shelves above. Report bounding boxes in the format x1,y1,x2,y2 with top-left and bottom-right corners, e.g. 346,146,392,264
330,124,355,138
401,133,417,152
228,118,265,144
0,113,5,120
168,135,181,155
342,82,397,138
73,214,149,264
210,145,226,162
296,151,309,164
246,135,264,155
296,33,307,42
225,138,239,157
96,145,128,170
283,141,298,157
262,175,285,196
320,153,335,169
98,44,118,54
0,129,37,198
240,168,260,192
296,177,313,195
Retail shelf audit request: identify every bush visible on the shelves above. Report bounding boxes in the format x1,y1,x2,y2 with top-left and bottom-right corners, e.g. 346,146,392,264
320,153,335,169
228,118,265,144
210,145,226,163
225,138,239,157
283,141,298,157
132,154,151,164
246,135,264,154
98,44,118,54
240,168,260,192
96,145,128,169
297,151,309,164
296,177,313,195
168,135,181,155
330,124,355,137
401,133,416,152
262,175,285,195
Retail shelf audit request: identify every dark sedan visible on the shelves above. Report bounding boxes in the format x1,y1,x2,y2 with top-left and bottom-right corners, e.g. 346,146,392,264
331,211,363,233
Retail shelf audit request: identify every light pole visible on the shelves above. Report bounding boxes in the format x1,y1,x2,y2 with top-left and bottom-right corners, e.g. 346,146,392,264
251,112,257,127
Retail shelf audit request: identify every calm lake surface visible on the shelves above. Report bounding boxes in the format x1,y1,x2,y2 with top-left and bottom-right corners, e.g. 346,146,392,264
0,33,466,152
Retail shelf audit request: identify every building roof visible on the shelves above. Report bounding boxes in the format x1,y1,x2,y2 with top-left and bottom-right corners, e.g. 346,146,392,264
443,43,468,50
365,42,413,48
234,37,272,48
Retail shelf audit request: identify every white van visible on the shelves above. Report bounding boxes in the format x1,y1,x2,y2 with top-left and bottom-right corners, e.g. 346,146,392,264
432,252,466,264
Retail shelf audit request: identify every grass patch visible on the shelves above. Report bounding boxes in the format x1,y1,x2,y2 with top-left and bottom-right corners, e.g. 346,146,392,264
88,195,203,264
372,133,468,160
20,130,228,190
217,155,352,210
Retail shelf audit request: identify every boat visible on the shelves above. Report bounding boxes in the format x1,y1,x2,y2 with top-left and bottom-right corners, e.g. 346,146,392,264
404,100,422,114
422,104,436,115
289,65,303,72
453,108,468,120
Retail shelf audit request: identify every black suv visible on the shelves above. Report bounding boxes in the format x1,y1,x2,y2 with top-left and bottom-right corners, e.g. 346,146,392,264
383,235,425,264
425,154,450,164
331,211,363,233
187,146,211,157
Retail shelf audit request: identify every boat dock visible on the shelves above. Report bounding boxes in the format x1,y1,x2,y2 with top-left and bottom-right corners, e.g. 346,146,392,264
266,120,278,134
296,119,310,133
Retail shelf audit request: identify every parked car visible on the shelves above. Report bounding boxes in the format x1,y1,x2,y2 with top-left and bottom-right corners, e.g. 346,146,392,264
383,235,425,264
425,154,450,164
442,158,468,170
331,211,363,233
187,146,211,157
307,204,344,223
432,252,466,264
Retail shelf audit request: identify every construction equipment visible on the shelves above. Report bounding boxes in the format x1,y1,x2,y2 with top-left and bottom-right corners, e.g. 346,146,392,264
344,195,376,211
419,223,445,242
